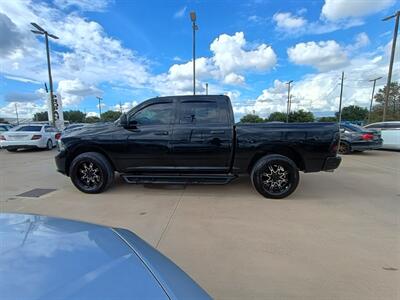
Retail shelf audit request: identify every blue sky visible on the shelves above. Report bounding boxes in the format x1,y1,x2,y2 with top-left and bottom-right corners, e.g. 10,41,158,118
0,0,398,120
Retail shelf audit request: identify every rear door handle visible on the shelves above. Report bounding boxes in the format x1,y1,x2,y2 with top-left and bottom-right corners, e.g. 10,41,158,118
154,131,169,136
210,130,225,134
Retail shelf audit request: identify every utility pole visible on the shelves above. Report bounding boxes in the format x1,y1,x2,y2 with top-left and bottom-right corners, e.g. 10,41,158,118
119,101,123,113
15,103,19,125
96,96,103,120
205,83,209,95
286,80,293,123
338,72,345,125
190,11,198,95
368,76,382,123
30,23,59,127
382,11,399,121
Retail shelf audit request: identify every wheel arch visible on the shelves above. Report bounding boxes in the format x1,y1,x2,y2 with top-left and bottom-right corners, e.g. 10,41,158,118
247,146,305,174
66,145,116,176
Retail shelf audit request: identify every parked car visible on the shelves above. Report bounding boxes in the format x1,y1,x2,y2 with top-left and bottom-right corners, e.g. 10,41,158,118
0,213,211,300
364,121,400,150
0,123,13,132
338,123,383,154
56,95,341,199
0,124,60,152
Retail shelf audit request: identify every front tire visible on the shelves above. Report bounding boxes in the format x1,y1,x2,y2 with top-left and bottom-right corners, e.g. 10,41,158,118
251,154,299,199
70,152,114,193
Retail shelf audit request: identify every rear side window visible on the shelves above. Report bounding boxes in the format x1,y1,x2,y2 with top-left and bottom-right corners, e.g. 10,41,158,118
16,126,42,132
386,123,400,129
179,101,221,124
365,123,382,129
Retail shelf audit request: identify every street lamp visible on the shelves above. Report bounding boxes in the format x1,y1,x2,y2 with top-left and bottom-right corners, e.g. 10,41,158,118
30,22,59,126
286,80,293,123
96,96,103,120
190,11,198,95
368,76,382,123
382,11,399,121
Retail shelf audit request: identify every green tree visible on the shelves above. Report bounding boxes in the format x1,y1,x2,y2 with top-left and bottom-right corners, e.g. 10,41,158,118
289,110,315,122
336,105,368,122
267,112,287,122
63,110,86,123
33,111,48,121
101,110,122,122
318,116,337,122
85,116,100,123
370,82,400,121
240,114,264,123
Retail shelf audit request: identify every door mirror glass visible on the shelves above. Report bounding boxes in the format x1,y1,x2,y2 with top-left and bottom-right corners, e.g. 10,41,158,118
120,113,128,128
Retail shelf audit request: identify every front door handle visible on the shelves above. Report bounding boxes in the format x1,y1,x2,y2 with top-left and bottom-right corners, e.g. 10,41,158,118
210,130,225,134
154,131,169,136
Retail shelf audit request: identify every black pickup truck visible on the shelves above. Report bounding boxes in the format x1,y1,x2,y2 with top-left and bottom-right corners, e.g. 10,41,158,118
55,95,341,199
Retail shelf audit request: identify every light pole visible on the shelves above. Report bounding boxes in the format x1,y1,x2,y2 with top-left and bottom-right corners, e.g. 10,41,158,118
368,76,382,123
286,80,293,123
15,103,19,125
190,11,198,95
382,11,399,121
205,83,208,95
96,96,103,120
30,23,59,126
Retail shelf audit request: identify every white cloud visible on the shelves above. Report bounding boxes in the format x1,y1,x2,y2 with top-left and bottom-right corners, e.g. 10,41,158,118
223,73,245,85
152,32,277,95
0,101,47,119
287,40,348,71
53,0,111,12
4,75,41,84
173,6,187,18
321,0,395,21
210,32,277,81
57,79,102,105
86,111,99,117
111,101,139,113
273,12,307,30
0,0,151,106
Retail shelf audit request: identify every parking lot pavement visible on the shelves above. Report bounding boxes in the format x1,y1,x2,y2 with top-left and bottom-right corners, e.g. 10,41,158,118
1,149,399,300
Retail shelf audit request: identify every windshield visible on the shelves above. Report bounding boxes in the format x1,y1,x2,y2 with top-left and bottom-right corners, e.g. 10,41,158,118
15,126,42,132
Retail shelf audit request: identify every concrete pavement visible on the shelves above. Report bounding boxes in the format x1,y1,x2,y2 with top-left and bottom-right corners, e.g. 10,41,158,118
0,149,399,299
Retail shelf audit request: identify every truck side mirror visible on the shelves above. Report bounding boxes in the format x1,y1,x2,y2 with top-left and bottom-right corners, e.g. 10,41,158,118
120,113,128,128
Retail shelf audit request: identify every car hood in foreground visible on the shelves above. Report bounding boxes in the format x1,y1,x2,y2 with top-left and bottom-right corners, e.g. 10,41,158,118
0,213,210,300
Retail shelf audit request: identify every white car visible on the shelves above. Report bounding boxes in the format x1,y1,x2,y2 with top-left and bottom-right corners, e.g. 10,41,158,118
364,121,400,150
0,124,60,152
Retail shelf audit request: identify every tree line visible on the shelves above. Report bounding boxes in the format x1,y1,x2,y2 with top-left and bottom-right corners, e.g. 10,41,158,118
33,110,122,123
240,82,400,123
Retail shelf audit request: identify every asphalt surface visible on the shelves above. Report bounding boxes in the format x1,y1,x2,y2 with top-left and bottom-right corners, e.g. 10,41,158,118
1,149,399,300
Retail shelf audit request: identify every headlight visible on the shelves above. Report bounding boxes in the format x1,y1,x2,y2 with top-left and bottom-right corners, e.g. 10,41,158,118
57,139,65,152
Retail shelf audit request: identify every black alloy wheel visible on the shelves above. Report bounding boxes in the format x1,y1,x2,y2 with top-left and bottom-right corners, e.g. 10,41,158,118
70,152,114,193
251,154,299,199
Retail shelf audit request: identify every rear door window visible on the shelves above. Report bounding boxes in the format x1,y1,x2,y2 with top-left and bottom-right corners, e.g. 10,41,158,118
179,101,222,124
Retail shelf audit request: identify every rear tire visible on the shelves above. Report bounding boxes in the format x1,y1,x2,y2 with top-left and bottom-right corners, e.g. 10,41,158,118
70,152,114,194
251,154,299,199
46,139,53,150
338,141,351,154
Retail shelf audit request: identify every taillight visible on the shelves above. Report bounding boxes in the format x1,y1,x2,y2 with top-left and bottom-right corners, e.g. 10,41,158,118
0,135,5,140
361,133,373,140
31,135,42,140
55,133,61,140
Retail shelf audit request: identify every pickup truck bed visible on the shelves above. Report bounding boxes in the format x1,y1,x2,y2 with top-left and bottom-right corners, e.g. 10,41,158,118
55,95,341,199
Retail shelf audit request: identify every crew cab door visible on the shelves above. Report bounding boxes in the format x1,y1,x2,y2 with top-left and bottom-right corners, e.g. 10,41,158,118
171,98,233,173
124,100,174,172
